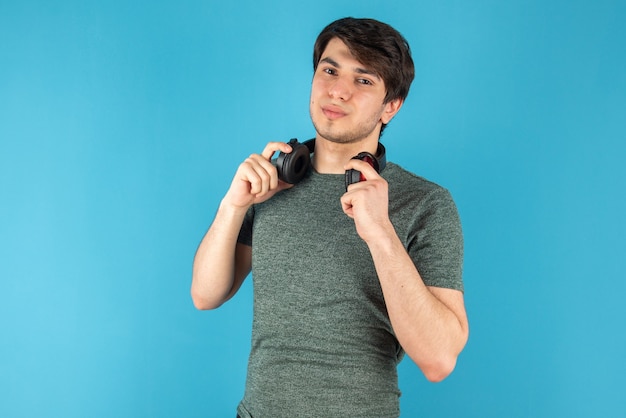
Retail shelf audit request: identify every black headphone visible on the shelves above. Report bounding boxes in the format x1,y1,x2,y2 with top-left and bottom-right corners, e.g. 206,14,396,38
275,138,386,190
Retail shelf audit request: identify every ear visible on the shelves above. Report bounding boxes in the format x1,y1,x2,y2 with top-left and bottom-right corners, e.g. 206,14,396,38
381,98,404,125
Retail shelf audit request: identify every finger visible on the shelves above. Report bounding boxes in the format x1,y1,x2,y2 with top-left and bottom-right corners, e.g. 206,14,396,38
251,154,279,188
241,155,274,196
340,193,355,218
344,159,381,181
261,141,293,161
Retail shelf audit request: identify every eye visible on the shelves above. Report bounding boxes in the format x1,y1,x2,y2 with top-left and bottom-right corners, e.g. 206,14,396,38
323,67,337,76
357,78,373,85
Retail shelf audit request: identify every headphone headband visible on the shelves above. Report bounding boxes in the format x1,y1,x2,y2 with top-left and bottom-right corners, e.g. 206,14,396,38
275,138,387,185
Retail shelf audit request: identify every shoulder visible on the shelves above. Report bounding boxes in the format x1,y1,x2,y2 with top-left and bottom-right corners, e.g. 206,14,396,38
385,163,464,290
384,162,456,207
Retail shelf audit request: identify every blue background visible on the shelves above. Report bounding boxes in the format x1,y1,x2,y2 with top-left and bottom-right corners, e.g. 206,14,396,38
1,0,625,417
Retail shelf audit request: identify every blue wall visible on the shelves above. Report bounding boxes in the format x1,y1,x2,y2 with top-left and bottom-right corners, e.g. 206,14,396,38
1,1,624,417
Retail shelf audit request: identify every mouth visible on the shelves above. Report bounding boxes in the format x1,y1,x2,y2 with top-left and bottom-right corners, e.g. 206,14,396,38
321,105,347,120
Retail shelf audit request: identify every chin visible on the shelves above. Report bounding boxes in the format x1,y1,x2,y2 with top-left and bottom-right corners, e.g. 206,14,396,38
315,125,378,145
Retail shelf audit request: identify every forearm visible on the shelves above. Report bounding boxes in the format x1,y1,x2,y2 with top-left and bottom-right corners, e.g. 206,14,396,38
367,225,469,382
191,200,250,310
191,141,293,309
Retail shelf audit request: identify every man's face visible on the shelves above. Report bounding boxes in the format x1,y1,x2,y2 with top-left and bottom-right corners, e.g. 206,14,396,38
309,38,400,145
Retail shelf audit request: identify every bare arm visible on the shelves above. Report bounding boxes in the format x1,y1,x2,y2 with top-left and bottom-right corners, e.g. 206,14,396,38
191,141,293,310
191,203,251,310
366,234,468,382
341,160,469,382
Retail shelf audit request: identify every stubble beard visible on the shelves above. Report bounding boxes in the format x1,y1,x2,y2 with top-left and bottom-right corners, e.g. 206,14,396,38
310,108,383,145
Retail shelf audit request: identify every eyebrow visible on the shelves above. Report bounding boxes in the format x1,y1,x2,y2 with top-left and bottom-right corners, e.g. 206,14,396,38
319,57,380,79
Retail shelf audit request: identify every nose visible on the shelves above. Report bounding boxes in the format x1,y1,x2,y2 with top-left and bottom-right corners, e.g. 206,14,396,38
328,77,352,101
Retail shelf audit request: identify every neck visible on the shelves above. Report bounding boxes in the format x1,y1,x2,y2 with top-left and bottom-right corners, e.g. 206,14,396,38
311,136,380,174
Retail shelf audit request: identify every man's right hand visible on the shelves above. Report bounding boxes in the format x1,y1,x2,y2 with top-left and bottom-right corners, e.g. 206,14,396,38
223,141,295,209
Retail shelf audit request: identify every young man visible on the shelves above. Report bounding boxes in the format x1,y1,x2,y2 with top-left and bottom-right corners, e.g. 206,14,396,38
192,17,469,417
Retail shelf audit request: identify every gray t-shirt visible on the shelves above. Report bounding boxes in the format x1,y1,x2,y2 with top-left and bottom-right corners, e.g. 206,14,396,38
236,162,463,418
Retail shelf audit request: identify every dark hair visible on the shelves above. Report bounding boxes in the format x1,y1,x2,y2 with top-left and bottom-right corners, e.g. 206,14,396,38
313,17,415,105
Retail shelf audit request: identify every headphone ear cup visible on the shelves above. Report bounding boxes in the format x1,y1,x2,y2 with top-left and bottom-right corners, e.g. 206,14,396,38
276,140,312,184
345,169,362,189
344,152,380,191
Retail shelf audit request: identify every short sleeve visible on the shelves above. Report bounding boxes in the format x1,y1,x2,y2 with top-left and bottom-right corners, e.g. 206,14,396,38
407,187,464,291
237,206,255,247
